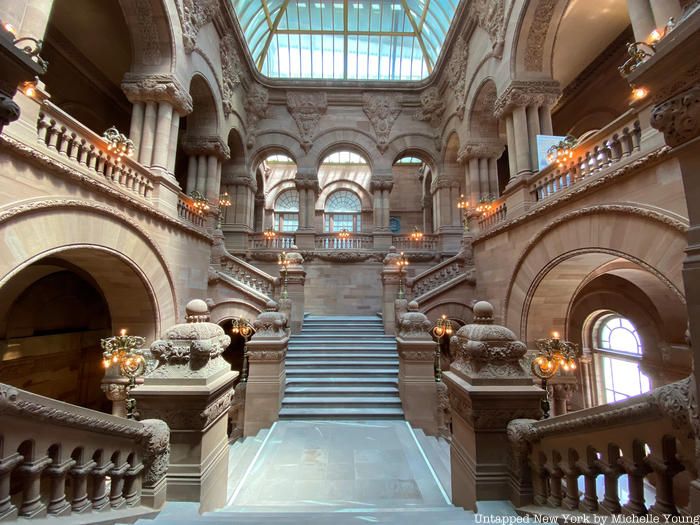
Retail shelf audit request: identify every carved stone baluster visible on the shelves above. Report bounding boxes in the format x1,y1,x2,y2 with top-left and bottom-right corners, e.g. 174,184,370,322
45,458,76,516
579,448,600,513
620,442,651,516
0,453,23,521
631,121,642,151
620,127,633,156
562,450,581,510
69,459,96,513
597,448,623,514
104,159,114,182
646,438,683,517
17,455,52,518
89,460,115,511
68,133,80,160
122,463,144,506
58,127,70,156
531,463,549,506
37,113,49,144
108,462,130,509
46,120,59,150
546,459,564,508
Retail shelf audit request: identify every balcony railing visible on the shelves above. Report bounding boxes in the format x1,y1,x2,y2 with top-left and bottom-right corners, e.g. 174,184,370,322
249,233,295,250
530,109,642,202
177,197,206,227
477,202,507,230
392,234,438,251
315,233,374,250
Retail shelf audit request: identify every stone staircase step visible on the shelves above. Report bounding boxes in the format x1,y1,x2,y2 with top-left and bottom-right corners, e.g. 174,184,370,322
281,396,402,407
285,386,399,396
285,368,398,376
413,429,451,497
288,346,397,352
286,376,398,385
286,352,398,359
278,407,405,418
286,360,399,367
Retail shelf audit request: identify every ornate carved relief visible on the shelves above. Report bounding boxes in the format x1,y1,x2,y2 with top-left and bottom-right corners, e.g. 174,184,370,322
414,87,445,127
287,92,328,152
178,0,218,53
182,136,231,160
133,0,163,66
493,80,561,119
252,300,288,336
457,141,504,162
471,0,505,58
650,86,700,147
446,35,469,118
397,301,433,338
140,419,170,487
362,93,402,152
121,73,193,115
524,0,558,72
221,35,243,118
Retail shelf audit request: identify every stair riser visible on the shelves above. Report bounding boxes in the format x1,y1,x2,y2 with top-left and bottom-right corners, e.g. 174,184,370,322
286,362,398,367
282,402,403,408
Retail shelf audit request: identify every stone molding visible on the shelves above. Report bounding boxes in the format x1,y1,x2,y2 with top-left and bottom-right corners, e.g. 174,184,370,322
362,93,402,152
448,386,541,430
294,178,320,192
199,388,235,429
650,85,700,147
370,179,394,192
0,136,212,241
121,73,193,115
493,80,561,119
287,92,327,152
524,0,558,72
414,87,445,127
457,140,505,162
140,419,170,486
182,136,231,160
252,300,288,337
397,349,435,361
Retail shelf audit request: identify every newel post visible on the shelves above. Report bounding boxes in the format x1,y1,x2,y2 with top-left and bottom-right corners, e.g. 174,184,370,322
381,247,402,334
243,300,289,437
282,247,305,334
442,301,543,510
131,299,236,512
396,301,438,434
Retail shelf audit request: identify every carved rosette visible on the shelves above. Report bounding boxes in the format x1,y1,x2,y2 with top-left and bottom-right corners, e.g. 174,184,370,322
121,73,193,116
148,300,231,379
182,136,231,161
287,92,328,152
414,87,445,127
493,81,561,119
450,301,530,385
397,301,433,339
363,93,402,152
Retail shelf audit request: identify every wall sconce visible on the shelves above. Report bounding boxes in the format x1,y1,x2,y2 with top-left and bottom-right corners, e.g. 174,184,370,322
530,330,580,419
101,329,146,420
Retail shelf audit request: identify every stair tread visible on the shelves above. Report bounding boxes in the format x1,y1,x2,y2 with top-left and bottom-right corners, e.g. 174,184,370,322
287,377,398,383
279,407,405,415
282,396,401,404
287,353,398,358
285,386,399,393
286,360,398,366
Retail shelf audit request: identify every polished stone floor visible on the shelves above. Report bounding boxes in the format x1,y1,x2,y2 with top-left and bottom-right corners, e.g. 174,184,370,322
227,420,451,510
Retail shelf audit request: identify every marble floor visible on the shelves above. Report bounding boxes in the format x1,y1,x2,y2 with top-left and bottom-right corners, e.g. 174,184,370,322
227,420,451,510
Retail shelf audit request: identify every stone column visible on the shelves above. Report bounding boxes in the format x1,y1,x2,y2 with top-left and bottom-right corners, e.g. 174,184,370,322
17,455,52,518
431,178,463,252
0,453,23,521
244,300,290,436
396,301,439,434
371,178,394,249
131,300,236,513
182,137,230,202
459,141,505,201
627,0,657,41
0,0,54,41
294,176,319,250
381,248,402,335
627,10,700,514
221,168,256,250
121,73,193,179
443,301,543,510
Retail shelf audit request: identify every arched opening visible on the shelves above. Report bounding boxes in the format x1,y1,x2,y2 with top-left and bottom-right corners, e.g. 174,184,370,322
218,319,247,376
221,129,252,237
42,0,133,133
274,189,300,232
318,150,372,232
0,248,159,412
257,153,298,233
392,155,432,235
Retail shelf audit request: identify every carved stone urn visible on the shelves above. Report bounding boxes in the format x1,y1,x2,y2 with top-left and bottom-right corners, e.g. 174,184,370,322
131,299,237,512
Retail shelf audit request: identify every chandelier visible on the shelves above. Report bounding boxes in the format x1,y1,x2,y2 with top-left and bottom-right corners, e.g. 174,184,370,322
103,126,135,160
189,190,210,215
545,136,576,168
337,229,351,240
263,227,277,240
409,226,424,241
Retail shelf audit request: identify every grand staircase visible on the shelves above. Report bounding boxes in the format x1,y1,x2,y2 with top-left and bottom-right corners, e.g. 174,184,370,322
279,315,404,419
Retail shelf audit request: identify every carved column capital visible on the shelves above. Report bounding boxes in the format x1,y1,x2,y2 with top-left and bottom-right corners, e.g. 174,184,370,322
457,140,505,163
370,179,394,192
182,137,230,161
121,73,193,115
650,86,700,148
493,80,561,119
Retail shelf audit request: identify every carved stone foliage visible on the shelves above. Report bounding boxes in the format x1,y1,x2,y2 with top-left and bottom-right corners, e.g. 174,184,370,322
449,390,540,430
140,419,170,487
471,0,505,58
121,73,193,115
178,0,218,53
287,92,328,152
221,35,243,117
414,87,445,127
524,0,558,72
457,141,505,163
436,381,452,440
182,136,231,160
252,300,288,336
397,301,433,338
650,86,700,147
446,35,469,118
493,80,561,119
363,93,402,152
200,389,234,429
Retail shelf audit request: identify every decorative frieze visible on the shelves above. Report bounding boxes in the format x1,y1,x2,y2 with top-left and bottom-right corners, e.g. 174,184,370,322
471,0,506,58
287,92,328,152
121,73,193,115
363,93,402,152
133,0,162,66
493,80,561,119
524,0,559,71
446,35,469,118
414,87,445,127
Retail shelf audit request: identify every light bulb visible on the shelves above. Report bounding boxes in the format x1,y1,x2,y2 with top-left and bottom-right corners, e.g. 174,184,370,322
632,87,648,100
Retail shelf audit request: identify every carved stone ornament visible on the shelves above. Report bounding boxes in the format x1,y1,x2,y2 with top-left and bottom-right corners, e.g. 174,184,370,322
650,85,700,147
471,0,505,58
199,388,234,428
382,246,401,266
414,87,445,127
182,136,231,160
133,0,162,66
178,0,218,54
446,35,468,118
457,141,505,163
221,35,243,117
450,301,530,385
287,92,328,152
252,300,289,336
362,93,402,152
524,0,558,72
436,381,452,440
245,84,269,134
493,80,561,119
397,301,433,339
148,299,231,379
140,419,170,487
121,73,193,115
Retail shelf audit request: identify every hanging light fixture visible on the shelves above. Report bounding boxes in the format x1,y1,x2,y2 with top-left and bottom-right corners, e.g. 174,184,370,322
545,136,576,168
337,228,351,240
409,226,424,241
263,227,277,240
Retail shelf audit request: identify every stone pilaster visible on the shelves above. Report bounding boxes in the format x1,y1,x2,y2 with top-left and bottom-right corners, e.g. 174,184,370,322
221,168,256,250
281,248,305,334
443,301,543,510
131,299,236,513
294,175,319,249
371,178,394,248
396,301,438,434
244,301,290,436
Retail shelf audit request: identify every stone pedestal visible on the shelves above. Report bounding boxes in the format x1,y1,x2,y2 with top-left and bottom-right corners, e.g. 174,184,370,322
396,302,438,435
132,300,236,513
373,232,393,250
282,248,305,334
294,230,316,250
443,301,543,510
503,177,534,218
381,248,402,334
243,301,289,437
438,227,463,253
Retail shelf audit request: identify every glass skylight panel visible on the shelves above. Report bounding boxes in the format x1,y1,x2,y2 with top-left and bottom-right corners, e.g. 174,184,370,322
231,0,458,80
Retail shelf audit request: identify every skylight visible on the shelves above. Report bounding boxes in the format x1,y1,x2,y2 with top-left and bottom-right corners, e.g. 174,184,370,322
231,0,459,81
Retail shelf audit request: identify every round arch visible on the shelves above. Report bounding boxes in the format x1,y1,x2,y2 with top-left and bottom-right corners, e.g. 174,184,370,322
311,133,378,173
119,0,174,71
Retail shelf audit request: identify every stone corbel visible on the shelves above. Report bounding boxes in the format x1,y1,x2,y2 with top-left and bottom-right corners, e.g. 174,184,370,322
121,73,193,116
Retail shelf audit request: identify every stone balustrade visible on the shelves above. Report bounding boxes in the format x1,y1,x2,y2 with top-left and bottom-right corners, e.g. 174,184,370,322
249,232,295,250
177,196,206,227
315,233,374,250
507,376,699,516
391,234,439,252
529,109,644,202
478,202,507,230
219,251,277,298
0,383,169,521
407,252,467,299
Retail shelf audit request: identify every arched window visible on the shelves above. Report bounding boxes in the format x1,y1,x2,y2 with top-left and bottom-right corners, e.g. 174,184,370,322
324,190,362,233
595,315,649,403
274,190,299,232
